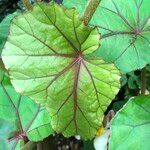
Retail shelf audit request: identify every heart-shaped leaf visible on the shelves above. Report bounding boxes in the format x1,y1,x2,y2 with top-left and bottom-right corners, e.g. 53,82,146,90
2,2,120,139
63,0,150,73
0,71,53,149
110,95,150,150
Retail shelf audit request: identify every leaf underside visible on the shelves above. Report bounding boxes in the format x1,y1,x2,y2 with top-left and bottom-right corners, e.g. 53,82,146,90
63,0,150,73
110,95,150,150
0,72,53,149
2,2,120,139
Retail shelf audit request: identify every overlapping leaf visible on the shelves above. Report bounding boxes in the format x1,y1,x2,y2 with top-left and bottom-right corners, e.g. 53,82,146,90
110,95,150,150
0,12,18,54
2,2,120,139
0,71,53,149
0,12,19,70
63,0,150,73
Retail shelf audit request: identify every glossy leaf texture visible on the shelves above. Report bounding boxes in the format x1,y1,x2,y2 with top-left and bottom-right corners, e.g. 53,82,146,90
0,71,53,149
63,0,150,73
110,95,150,150
2,2,120,139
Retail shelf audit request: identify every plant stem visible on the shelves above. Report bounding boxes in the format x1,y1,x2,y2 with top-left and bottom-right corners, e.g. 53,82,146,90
82,0,100,25
22,0,33,10
141,67,146,95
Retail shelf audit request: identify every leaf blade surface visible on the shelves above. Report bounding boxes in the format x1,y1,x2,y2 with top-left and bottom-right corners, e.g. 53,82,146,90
2,2,120,139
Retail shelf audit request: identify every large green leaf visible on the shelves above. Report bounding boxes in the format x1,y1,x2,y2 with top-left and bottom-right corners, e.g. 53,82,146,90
2,2,120,139
110,95,150,150
63,0,150,73
0,71,53,149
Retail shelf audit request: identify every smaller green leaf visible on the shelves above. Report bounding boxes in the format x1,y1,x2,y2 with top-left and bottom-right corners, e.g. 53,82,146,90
0,12,19,71
0,12,19,55
0,71,53,149
63,0,150,73
110,95,150,150
27,109,53,141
